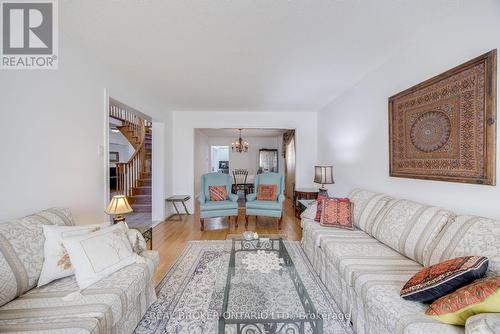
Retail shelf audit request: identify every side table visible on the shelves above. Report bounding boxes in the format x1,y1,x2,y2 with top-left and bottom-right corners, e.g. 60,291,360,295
293,188,319,218
129,223,153,250
166,195,191,220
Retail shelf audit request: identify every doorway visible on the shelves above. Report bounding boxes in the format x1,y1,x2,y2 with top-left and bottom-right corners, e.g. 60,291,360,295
107,98,153,227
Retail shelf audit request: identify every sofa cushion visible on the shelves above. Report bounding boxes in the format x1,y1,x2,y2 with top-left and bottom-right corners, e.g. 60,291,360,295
321,234,422,287
353,271,464,334
400,256,489,303
426,215,500,276
426,276,500,326
348,188,392,234
320,198,354,230
0,251,158,334
371,199,452,265
0,208,74,307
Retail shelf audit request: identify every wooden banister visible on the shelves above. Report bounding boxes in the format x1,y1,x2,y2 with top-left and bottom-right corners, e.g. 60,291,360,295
110,102,151,198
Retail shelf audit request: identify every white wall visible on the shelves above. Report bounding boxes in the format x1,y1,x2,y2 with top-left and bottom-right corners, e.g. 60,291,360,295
317,0,500,220
193,129,210,197
207,136,282,175
173,111,317,211
0,37,173,224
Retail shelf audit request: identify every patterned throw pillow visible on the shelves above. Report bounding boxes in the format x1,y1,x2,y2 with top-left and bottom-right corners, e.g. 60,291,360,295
209,185,227,201
256,184,278,201
314,192,328,222
320,198,354,230
426,276,500,326
401,256,489,302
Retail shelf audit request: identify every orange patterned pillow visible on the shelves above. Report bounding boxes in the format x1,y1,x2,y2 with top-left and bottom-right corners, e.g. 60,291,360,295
320,197,353,230
256,184,278,201
426,276,500,325
209,185,227,201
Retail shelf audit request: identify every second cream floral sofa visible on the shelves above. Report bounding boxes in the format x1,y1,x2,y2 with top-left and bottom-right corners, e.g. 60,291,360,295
0,208,159,334
301,188,500,334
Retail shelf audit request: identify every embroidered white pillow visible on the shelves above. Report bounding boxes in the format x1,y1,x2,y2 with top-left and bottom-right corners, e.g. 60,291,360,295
38,223,106,287
62,223,136,289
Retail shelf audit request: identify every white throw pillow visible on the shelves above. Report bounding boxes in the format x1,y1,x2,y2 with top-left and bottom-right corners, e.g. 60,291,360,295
38,223,107,287
62,222,136,289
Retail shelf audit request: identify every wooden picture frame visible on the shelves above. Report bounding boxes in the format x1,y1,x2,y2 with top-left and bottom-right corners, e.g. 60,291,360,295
389,50,497,185
110,151,120,163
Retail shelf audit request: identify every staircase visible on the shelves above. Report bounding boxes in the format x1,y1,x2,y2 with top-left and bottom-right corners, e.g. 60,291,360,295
110,102,152,213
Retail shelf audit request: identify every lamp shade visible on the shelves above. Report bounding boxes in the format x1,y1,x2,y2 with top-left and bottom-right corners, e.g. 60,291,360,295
105,195,133,215
314,165,335,185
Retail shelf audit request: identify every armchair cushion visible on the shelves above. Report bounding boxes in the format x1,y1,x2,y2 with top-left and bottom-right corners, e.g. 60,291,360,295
246,200,282,211
256,184,278,201
200,200,238,211
229,193,239,202
246,193,256,202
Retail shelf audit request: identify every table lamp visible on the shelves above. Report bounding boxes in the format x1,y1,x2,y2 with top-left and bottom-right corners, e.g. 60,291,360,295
105,195,133,224
314,165,334,196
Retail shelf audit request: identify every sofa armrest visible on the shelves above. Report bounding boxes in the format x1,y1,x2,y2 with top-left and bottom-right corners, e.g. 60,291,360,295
246,193,257,202
229,193,239,202
278,194,285,203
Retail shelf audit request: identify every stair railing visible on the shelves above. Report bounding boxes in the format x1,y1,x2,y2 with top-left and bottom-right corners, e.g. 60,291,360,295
111,103,149,198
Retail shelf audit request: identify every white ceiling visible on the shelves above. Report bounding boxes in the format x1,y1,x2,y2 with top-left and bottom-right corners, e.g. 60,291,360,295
198,128,286,137
61,0,458,111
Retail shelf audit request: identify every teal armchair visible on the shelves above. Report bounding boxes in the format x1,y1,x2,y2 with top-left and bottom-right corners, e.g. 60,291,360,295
199,173,239,231
245,172,285,229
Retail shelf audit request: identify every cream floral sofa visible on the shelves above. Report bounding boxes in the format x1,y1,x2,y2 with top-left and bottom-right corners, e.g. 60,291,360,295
0,208,159,334
301,188,500,334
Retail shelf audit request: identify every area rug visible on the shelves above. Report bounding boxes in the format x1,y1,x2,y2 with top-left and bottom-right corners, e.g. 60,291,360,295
134,241,354,334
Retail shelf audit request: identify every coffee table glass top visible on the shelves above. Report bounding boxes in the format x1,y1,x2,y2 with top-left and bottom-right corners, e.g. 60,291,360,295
219,238,323,334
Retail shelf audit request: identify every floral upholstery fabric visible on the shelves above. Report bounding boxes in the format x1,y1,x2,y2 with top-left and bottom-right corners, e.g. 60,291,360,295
426,215,500,276
302,219,462,334
348,188,393,234
0,251,159,334
370,199,452,265
465,313,500,334
0,208,74,307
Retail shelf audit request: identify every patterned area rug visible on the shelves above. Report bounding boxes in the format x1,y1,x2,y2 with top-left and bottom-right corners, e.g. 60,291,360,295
135,241,353,334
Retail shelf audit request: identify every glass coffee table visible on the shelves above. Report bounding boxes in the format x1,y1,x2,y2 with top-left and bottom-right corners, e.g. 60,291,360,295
219,238,323,334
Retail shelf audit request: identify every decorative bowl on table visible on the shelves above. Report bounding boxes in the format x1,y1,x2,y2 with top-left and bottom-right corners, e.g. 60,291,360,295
242,231,258,240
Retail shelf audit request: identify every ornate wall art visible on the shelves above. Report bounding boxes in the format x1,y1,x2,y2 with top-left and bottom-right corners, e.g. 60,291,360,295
389,50,497,185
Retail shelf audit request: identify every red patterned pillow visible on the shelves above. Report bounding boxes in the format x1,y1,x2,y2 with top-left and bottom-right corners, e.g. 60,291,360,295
256,184,278,201
314,193,328,222
209,185,227,201
426,276,500,325
400,256,488,302
320,198,353,229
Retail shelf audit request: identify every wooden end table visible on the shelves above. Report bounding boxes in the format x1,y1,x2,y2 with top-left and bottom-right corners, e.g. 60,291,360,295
293,188,319,218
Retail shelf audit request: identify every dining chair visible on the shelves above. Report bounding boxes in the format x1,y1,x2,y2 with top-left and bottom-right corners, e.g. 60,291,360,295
232,169,249,196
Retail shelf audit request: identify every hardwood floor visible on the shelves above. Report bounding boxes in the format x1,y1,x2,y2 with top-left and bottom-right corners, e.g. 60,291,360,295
151,199,302,284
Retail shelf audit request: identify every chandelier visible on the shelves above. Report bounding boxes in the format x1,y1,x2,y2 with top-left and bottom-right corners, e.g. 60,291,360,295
231,128,249,153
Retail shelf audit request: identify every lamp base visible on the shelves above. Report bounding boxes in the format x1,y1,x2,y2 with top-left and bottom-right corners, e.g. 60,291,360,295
318,187,329,197
112,215,126,224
